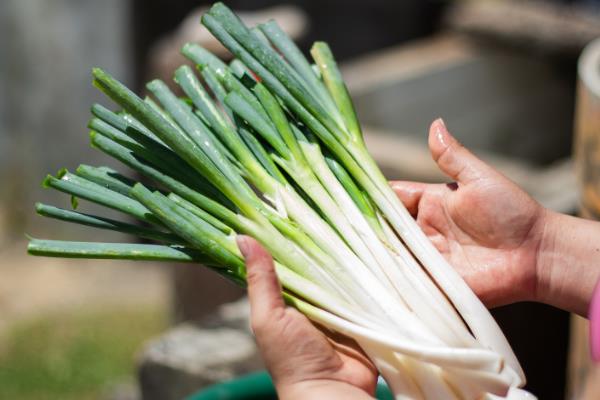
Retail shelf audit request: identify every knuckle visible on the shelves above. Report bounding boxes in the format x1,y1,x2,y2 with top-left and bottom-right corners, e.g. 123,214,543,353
250,307,285,336
437,141,454,163
246,266,263,287
250,317,266,335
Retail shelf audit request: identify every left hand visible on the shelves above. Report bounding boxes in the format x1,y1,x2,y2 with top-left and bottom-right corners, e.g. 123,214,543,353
391,119,545,308
237,236,378,400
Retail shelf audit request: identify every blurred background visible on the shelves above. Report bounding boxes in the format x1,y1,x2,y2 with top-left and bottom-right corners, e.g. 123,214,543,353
1,0,600,399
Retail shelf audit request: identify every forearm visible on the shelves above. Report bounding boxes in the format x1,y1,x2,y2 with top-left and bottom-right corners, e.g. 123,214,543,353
277,380,375,400
536,210,600,316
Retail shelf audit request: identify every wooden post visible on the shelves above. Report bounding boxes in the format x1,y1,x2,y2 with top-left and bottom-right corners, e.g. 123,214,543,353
568,36,600,400
574,37,600,220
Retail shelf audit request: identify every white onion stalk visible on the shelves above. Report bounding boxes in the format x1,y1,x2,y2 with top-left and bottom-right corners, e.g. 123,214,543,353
300,139,478,347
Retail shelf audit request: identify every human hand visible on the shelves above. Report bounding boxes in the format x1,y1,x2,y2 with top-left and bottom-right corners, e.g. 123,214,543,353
236,236,377,400
391,119,547,307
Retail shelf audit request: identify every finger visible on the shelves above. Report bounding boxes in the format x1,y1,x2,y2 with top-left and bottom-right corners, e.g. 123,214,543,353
428,118,491,185
390,181,427,217
237,236,285,328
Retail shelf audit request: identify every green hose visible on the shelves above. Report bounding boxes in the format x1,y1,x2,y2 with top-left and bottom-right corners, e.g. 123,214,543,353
186,370,393,400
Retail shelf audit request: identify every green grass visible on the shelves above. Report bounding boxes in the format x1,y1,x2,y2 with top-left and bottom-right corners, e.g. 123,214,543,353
0,306,166,400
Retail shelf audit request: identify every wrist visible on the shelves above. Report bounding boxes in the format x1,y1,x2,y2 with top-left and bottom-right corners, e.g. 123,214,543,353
277,379,375,400
503,204,550,306
535,210,600,315
533,208,556,306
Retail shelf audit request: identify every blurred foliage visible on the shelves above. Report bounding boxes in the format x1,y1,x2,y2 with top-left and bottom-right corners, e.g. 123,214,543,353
0,306,166,400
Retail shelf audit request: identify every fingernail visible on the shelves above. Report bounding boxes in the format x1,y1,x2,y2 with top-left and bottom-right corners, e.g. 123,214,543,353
434,118,450,148
236,235,250,257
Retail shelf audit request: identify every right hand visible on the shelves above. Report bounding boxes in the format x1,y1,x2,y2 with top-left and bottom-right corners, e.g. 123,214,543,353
391,119,547,307
237,236,377,400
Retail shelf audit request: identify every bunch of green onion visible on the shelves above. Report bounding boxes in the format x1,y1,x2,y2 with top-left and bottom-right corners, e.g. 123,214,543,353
28,3,533,399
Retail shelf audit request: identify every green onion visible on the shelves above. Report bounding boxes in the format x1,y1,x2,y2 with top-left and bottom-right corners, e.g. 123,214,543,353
75,165,136,196
28,3,529,398
28,239,211,263
35,202,182,244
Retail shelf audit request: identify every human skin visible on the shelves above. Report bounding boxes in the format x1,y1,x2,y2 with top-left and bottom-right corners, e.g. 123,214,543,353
392,118,600,315
237,119,600,398
237,235,377,400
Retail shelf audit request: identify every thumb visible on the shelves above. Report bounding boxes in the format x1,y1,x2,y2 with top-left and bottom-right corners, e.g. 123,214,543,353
428,118,491,184
236,235,285,329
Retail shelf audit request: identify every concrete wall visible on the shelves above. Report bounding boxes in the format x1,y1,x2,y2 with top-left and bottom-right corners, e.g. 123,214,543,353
0,0,132,241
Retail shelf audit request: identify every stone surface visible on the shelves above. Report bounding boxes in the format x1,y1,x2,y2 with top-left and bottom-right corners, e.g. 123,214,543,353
446,0,600,55
138,298,262,400
103,380,140,400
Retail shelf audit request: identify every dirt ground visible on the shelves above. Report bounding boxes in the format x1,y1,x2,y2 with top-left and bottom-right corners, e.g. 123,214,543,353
0,239,172,336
